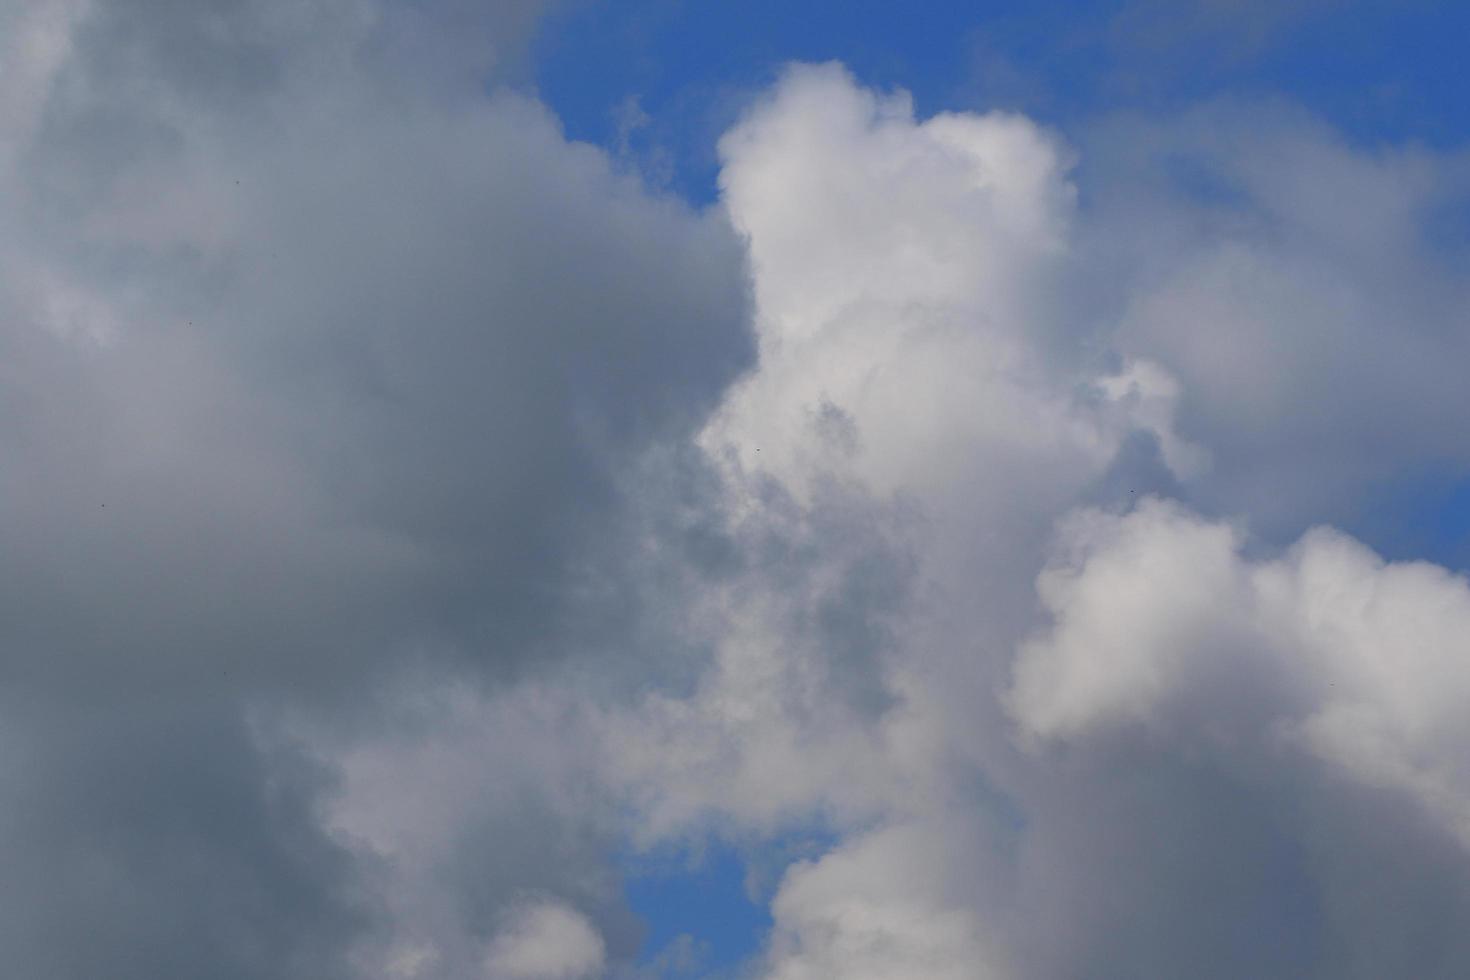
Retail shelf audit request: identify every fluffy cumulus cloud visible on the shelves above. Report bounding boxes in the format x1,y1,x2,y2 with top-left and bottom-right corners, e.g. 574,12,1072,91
1015,500,1470,847
483,900,607,980
599,62,1470,978
762,821,1000,980
6,4,1470,979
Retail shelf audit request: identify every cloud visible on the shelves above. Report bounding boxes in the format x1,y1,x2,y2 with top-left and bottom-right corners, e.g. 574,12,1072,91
1080,101,1470,531
0,694,367,980
310,682,640,979
1013,498,1470,840
1005,500,1470,976
483,900,607,980
7,5,1470,977
597,63,1470,978
762,819,1005,980
0,1,749,977
1008,499,1249,740
0,0,754,700
1013,502,1470,848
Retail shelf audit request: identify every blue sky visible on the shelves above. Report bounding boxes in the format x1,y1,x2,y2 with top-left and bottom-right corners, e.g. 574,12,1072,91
621,841,773,976
534,0,1470,202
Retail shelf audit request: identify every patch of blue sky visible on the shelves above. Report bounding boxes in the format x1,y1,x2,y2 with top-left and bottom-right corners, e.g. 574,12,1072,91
620,836,782,977
532,1,1470,204
1347,469,1470,573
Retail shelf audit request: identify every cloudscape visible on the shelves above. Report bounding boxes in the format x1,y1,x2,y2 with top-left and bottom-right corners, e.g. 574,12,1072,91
3,1,1470,977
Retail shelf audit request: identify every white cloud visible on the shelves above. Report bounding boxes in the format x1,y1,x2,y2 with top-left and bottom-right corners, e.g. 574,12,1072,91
483,901,606,980
603,64,1470,977
1013,502,1470,851
708,63,1108,510
1009,499,1248,740
762,820,1005,980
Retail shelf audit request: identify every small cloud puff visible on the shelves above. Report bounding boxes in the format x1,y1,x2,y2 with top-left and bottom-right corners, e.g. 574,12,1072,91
483,901,606,980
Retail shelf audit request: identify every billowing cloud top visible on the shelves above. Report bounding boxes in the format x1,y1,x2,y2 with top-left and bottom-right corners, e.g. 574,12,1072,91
3,4,1470,980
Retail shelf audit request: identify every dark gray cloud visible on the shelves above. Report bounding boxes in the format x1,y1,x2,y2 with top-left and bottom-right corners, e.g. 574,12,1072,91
1005,734,1470,979
1,0,752,696
0,693,368,980
0,1,751,976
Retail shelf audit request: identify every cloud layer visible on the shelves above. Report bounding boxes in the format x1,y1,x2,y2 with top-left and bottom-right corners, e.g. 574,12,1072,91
4,6,1470,979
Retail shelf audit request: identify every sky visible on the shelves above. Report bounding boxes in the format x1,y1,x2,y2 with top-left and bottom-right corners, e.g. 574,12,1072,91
2,1,1470,978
